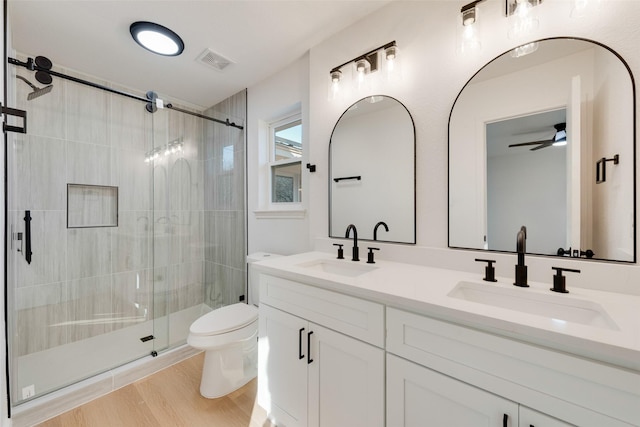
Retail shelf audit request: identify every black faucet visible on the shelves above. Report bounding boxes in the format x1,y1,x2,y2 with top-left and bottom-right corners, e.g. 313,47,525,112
373,221,389,241
514,226,529,287
345,224,359,261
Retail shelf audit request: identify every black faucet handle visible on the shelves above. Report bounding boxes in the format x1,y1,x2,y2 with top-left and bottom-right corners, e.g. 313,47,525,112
551,267,581,293
333,243,344,260
475,258,497,282
367,247,380,264
580,249,595,259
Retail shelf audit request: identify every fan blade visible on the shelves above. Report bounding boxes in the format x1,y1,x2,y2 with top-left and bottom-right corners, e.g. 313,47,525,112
508,139,551,148
530,142,553,151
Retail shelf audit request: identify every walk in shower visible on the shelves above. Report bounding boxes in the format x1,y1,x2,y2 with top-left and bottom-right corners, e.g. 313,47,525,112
4,49,247,411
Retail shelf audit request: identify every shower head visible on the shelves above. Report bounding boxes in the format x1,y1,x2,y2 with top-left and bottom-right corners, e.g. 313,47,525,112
16,75,53,100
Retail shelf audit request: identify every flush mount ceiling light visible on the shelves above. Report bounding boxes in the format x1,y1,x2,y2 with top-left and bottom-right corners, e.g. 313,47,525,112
130,21,184,56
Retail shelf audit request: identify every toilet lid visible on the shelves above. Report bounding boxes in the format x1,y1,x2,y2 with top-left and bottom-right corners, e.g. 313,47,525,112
190,303,258,336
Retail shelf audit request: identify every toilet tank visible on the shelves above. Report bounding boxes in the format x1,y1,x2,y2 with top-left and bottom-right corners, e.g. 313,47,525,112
247,253,281,307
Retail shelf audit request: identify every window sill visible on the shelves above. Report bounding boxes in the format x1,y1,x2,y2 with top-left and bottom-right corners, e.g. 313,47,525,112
253,209,306,219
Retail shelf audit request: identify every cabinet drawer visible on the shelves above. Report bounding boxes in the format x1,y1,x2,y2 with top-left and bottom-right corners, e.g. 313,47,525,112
386,307,639,427
260,274,384,347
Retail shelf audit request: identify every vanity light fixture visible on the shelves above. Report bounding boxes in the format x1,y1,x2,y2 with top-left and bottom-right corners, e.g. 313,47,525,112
355,58,369,81
457,0,485,55
385,45,397,61
328,41,398,95
130,21,185,56
506,0,542,40
505,0,543,16
461,0,485,26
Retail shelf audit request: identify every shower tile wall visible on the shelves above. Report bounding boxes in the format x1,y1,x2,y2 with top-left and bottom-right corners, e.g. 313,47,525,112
8,55,206,358
203,91,247,308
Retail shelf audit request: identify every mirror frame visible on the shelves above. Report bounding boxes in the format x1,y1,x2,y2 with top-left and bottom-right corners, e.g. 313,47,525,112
329,95,417,244
447,37,637,263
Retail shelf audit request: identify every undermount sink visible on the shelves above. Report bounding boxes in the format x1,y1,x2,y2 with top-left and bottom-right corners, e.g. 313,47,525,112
448,281,619,330
297,259,377,277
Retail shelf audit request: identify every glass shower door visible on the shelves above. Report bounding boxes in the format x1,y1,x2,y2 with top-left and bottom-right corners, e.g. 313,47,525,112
6,60,159,404
149,103,207,353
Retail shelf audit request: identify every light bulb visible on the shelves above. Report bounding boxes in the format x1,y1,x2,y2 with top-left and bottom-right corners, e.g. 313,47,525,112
385,46,397,61
462,8,476,26
356,59,367,74
508,0,539,39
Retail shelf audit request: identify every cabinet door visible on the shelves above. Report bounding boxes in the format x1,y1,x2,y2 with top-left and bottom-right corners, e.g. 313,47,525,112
259,304,309,427
308,323,384,427
520,406,575,427
387,354,519,427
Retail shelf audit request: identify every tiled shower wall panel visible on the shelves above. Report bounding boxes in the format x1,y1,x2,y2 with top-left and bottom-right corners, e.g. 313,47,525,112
203,90,247,308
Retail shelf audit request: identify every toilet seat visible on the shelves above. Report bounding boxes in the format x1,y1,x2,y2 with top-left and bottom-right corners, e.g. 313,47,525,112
189,303,258,337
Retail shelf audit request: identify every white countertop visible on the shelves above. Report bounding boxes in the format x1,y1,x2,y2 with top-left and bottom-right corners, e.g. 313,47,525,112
253,251,640,371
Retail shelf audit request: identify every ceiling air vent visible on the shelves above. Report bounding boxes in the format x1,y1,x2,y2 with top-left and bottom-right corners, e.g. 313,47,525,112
196,48,234,71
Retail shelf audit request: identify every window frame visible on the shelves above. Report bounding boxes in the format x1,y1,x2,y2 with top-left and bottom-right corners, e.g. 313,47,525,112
269,114,302,205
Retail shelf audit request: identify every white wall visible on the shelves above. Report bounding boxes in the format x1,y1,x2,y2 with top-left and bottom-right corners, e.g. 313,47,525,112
247,53,310,256
487,147,567,254
248,0,640,294
592,46,635,260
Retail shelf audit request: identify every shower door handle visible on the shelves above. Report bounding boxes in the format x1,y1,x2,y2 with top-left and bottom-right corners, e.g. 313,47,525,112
0,103,27,134
24,210,32,264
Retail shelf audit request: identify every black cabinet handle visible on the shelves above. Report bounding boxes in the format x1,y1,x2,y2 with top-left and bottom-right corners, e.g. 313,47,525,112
307,331,314,364
298,328,305,360
503,414,508,427
24,210,32,264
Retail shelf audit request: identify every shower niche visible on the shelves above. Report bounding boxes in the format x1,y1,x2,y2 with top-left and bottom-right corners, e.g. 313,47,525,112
67,184,118,228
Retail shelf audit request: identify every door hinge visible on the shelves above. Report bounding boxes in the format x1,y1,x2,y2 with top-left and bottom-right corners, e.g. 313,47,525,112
0,103,27,134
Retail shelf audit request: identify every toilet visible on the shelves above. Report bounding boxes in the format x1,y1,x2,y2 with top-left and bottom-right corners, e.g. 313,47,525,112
187,252,279,398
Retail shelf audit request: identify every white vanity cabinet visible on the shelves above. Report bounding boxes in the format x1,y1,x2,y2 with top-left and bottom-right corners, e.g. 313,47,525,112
387,353,519,426
519,407,574,427
386,307,638,427
258,274,385,427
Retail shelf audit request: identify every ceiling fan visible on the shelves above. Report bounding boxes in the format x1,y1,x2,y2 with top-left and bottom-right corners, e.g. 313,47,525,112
508,122,567,151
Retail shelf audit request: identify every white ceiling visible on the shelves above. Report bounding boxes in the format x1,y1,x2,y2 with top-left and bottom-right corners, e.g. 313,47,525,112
8,0,390,109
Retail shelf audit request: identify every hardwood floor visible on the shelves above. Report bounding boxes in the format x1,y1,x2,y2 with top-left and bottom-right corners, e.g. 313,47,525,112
37,353,276,427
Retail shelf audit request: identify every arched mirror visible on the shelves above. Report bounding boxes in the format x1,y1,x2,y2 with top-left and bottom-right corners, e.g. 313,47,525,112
330,95,416,243
449,38,635,262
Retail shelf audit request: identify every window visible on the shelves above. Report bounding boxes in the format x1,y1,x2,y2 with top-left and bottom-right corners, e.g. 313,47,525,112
270,117,302,203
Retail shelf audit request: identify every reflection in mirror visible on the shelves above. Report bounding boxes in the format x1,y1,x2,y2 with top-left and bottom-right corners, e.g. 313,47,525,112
449,38,635,262
330,96,415,243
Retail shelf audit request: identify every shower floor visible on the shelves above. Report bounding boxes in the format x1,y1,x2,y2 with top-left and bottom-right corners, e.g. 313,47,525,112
12,304,207,426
